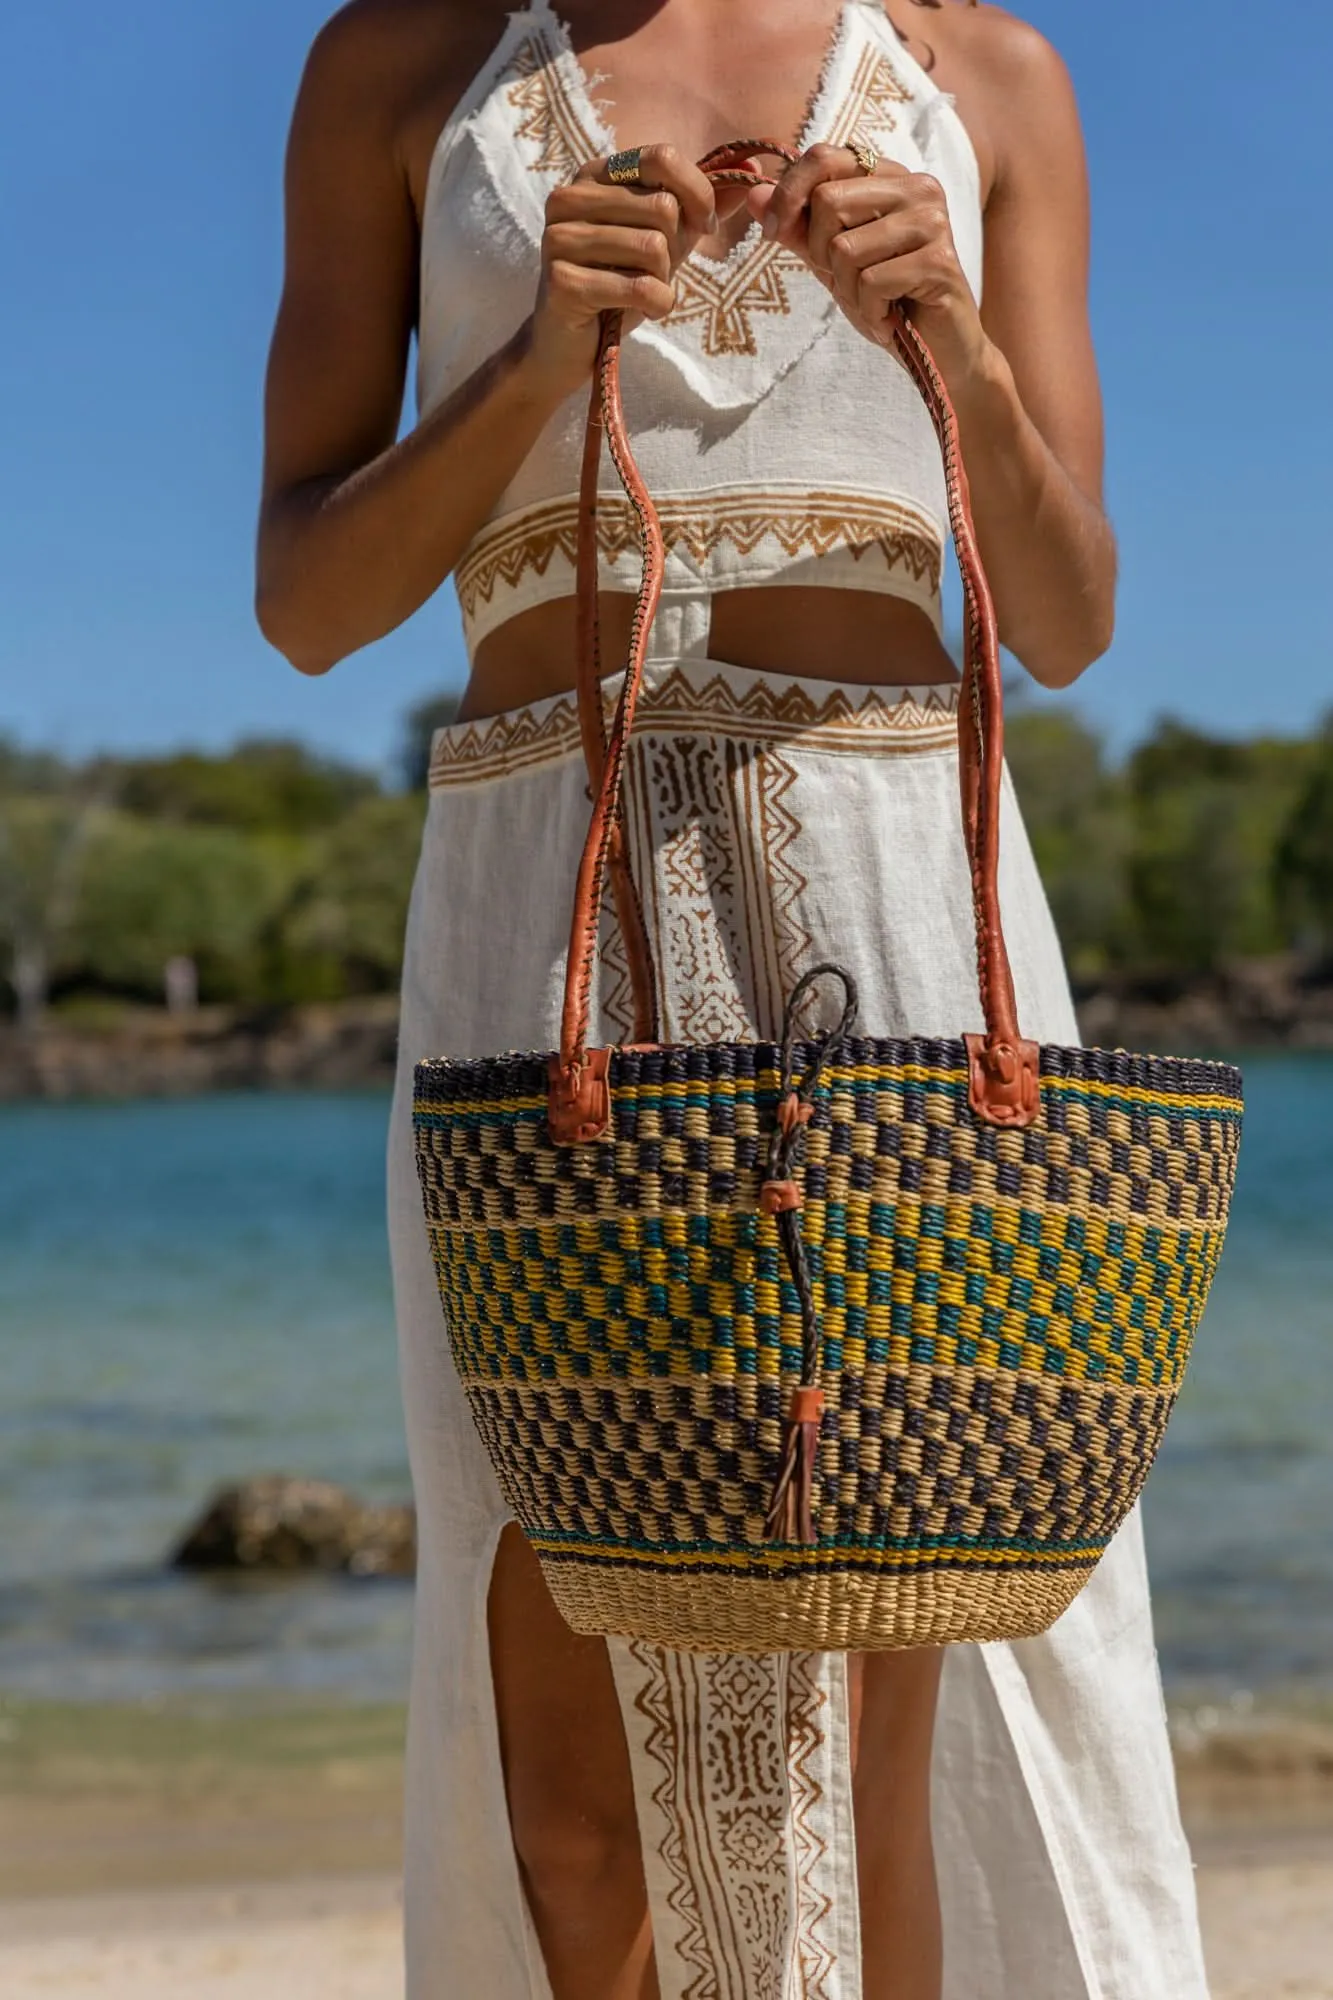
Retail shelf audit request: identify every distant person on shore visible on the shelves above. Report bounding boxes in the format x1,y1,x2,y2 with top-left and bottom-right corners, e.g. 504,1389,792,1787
163,955,198,1016
254,2,1208,1994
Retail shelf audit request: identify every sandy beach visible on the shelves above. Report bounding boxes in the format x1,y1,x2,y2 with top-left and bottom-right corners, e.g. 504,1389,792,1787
0,1858,1327,1999
0,1878,402,1999
1,1698,1330,1997
2,1854,1330,1999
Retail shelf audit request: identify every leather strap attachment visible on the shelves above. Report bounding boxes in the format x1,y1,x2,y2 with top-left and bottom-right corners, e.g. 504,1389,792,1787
548,1047,612,1146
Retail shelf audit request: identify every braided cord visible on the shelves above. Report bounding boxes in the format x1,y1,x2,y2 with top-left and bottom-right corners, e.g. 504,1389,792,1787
764,964,860,1384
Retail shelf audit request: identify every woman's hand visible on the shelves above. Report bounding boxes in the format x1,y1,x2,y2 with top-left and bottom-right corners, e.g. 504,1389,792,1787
529,145,718,397
748,144,988,389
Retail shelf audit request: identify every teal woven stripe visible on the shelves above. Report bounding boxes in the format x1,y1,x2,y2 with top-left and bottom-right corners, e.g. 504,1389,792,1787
530,1526,1110,1560
413,1073,1244,1131
429,1207,1225,1390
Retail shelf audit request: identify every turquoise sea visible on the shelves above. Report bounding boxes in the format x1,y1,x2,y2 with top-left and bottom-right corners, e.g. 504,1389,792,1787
0,1060,1330,1711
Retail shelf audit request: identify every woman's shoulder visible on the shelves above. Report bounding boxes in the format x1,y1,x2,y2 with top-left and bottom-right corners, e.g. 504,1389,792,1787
296,0,516,215
916,3,1083,201
948,4,1077,96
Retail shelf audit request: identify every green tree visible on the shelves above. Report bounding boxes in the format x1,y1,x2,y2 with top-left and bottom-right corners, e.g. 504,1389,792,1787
68,815,296,1002
274,794,426,997
1122,721,1310,973
1274,721,1333,952
108,739,378,835
399,692,462,793
1004,704,1131,977
0,745,114,1025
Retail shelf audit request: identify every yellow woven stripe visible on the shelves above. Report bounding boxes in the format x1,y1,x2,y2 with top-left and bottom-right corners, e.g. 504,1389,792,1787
432,1196,1224,1386
527,1536,1100,1572
416,1064,1242,1123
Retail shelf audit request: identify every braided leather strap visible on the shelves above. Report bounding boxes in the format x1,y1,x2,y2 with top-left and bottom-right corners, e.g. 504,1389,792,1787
548,142,1038,1144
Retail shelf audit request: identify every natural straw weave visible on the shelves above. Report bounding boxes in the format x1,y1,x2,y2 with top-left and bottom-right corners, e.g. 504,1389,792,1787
415,1037,1241,1651
413,139,1243,1653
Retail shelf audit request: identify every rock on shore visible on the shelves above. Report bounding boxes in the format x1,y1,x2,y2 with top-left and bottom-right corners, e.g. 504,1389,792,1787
172,1478,415,1579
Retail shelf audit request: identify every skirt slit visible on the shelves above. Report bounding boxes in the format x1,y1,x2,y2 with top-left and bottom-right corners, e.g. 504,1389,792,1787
388,655,1210,1999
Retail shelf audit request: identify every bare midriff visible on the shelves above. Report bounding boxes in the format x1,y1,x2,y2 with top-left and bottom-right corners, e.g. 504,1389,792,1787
457,586,959,722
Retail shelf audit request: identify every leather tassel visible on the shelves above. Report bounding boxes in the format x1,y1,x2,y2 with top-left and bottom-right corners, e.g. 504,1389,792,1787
763,1386,825,1545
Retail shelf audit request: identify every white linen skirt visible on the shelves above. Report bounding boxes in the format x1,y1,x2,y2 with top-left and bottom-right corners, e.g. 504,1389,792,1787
387,655,1210,1999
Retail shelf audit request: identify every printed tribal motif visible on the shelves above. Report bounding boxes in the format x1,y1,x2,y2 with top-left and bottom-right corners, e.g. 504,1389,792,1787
597,892,638,1041
669,246,810,360
652,40,912,357
618,1642,848,2000
825,44,912,149
431,668,950,1054
504,21,914,356
427,667,960,790
621,732,813,1047
665,44,912,354
455,493,944,624
505,30,601,182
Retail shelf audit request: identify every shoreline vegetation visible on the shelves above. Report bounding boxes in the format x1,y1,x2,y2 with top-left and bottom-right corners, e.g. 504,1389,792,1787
2,960,1332,1103
3,693,1333,1089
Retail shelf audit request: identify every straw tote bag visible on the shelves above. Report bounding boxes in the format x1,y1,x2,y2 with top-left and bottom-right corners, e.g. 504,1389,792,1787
414,143,1243,1653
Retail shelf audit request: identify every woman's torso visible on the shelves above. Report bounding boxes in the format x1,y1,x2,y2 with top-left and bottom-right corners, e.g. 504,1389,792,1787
390,0,1001,719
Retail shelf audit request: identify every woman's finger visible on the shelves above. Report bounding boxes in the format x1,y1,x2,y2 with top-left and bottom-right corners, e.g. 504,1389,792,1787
575,143,716,238
548,180,692,262
823,215,934,300
544,258,677,324
542,220,674,286
759,143,882,248
805,175,918,273
854,245,963,324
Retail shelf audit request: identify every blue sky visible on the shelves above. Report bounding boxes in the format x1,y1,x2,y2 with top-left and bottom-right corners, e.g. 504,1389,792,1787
2,0,1330,776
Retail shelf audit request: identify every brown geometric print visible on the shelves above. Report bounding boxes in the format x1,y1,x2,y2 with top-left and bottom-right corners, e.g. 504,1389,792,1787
504,27,601,181
621,732,812,1045
597,887,638,1042
668,40,915,360
632,733,756,1045
787,1654,843,1996
427,668,959,791
455,492,944,627
670,247,812,360
825,43,912,151
616,1644,846,1998
502,10,913,360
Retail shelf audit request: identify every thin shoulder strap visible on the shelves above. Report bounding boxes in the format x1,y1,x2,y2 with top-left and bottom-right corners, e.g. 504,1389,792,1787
423,7,561,196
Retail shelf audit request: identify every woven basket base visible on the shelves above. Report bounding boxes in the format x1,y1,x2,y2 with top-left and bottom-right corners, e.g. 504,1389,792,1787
538,1555,1098,1654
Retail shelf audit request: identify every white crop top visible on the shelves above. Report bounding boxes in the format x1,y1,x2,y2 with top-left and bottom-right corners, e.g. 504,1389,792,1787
417,0,983,665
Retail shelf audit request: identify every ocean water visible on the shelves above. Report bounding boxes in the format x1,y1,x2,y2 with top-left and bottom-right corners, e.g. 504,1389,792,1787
0,1063,1330,1710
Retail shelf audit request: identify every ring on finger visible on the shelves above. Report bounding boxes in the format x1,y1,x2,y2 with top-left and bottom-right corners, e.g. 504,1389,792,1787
606,147,646,186
847,138,880,178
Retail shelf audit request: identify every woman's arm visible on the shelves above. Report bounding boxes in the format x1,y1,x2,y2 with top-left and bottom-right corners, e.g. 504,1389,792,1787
255,13,713,676
752,18,1113,689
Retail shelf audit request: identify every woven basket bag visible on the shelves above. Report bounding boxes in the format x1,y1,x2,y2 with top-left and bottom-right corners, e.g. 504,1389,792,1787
414,143,1244,1654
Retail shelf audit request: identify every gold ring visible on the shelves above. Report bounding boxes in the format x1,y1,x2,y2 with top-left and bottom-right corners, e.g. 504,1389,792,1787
848,138,880,178
606,147,645,186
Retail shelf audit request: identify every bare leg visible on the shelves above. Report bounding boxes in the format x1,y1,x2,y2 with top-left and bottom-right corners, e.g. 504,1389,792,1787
489,1524,660,2000
850,1648,946,2000
492,1522,944,1999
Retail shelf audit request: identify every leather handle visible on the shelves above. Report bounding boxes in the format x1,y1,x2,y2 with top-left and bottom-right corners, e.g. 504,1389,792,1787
549,143,1038,1143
